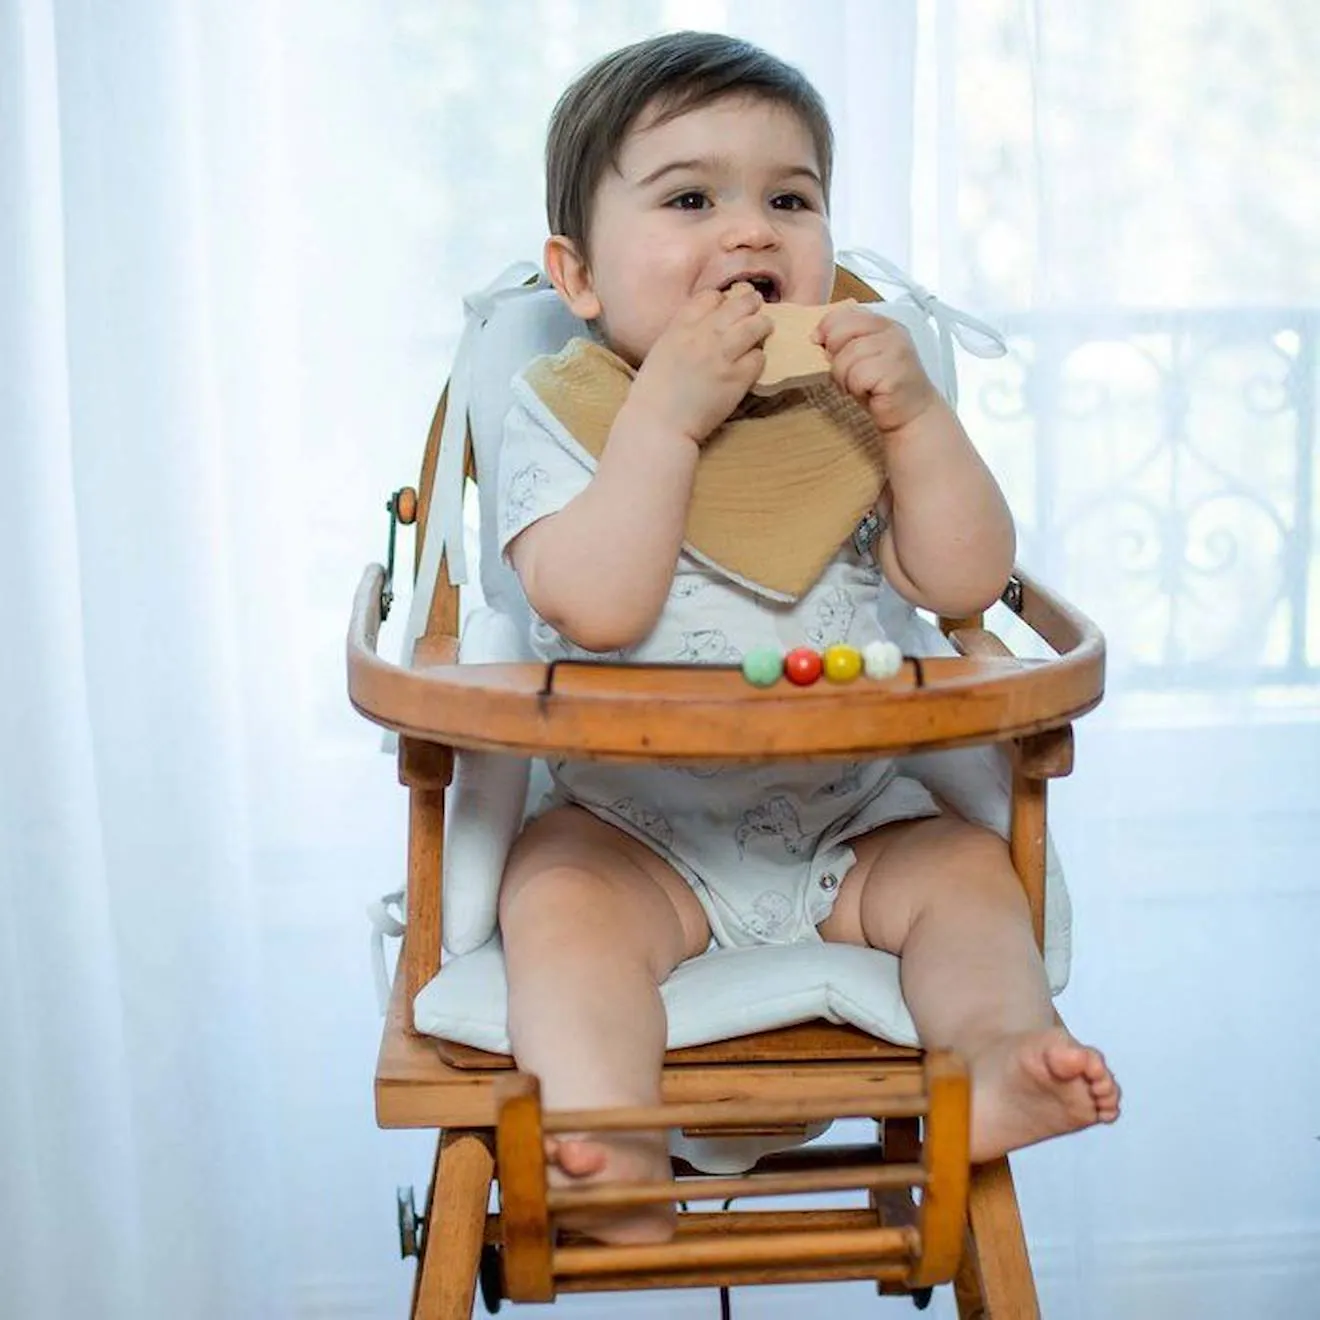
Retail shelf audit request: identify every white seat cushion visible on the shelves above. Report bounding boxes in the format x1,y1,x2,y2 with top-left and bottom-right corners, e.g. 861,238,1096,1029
414,937,921,1054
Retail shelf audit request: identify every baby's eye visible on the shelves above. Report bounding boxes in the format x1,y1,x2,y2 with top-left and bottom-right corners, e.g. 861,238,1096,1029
771,192,812,212
667,190,711,211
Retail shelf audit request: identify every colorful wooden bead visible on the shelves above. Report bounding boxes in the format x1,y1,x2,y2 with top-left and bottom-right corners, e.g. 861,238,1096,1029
784,647,823,686
741,646,784,687
822,644,863,683
863,640,903,680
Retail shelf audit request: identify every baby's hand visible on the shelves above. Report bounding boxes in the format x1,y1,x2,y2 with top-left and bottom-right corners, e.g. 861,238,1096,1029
629,284,772,444
814,301,943,434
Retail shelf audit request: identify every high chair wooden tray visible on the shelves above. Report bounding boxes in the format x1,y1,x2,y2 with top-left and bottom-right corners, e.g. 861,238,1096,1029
347,564,1102,761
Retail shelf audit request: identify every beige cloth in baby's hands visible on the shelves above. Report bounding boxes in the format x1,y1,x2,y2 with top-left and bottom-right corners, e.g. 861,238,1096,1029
523,310,886,601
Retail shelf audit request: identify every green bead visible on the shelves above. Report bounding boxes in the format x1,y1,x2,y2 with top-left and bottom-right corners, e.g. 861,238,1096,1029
742,646,784,687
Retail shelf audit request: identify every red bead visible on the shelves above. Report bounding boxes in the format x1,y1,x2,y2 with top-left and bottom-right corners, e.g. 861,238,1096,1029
784,647,823,686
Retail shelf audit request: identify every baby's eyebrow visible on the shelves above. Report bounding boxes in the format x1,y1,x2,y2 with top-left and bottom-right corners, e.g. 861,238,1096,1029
634,156,728,187
634,157,822,190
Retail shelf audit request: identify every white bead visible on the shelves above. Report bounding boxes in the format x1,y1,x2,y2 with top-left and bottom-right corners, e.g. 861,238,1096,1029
863,640,903,680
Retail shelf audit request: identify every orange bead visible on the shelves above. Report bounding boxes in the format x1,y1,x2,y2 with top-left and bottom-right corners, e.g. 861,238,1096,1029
393,487,418,525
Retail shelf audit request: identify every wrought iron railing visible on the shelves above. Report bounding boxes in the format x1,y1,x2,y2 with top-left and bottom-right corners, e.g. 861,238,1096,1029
963,308,1318,689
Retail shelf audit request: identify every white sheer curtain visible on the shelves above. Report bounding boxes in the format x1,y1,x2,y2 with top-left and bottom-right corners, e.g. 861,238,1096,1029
2,2,1315,1317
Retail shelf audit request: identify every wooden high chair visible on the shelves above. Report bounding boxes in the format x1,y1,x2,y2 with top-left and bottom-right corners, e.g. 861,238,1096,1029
346,277,1105,1320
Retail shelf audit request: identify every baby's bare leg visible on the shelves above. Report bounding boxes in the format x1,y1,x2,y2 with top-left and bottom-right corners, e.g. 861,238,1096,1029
498,805,711,1243
819,816,1120,1162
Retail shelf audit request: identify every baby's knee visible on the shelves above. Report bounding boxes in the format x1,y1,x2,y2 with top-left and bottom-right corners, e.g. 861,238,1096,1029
498,857,615,931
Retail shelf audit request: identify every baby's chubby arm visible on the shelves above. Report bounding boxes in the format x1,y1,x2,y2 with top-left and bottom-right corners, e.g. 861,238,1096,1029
508,285,771,652
815,303,1016,617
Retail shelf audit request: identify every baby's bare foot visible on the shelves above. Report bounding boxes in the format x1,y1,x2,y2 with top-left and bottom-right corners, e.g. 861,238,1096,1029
968,1027,1120,1163
545,1132,676,1244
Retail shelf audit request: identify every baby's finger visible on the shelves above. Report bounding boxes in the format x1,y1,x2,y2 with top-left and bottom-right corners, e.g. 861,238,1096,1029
720,308,773,360
811,298,865,346
830,332,894,384
817,305,905,356
839,352,891,403
675,287,727,324
712,282,765,325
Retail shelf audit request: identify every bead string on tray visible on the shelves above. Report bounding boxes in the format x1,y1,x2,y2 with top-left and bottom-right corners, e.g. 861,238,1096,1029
535,644,923,699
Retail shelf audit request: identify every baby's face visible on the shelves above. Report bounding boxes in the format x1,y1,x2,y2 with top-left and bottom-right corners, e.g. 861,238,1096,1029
571,95,835,366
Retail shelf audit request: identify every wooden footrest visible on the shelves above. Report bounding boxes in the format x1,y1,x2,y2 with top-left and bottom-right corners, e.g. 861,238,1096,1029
555,1222,918,1279
492,1051,970,1303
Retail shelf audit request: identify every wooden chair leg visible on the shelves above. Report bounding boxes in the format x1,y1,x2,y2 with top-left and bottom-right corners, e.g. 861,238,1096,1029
956,1157,1040,1320
412,1129,495,1320
954,1226,987,1320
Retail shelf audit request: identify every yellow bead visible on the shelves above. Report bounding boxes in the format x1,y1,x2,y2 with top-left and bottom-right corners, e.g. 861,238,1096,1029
823,644,863,683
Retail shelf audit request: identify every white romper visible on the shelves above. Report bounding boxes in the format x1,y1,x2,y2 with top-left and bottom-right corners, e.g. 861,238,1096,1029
497,381,942,949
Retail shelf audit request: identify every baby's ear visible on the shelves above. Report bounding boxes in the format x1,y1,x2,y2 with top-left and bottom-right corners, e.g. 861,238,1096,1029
544,235,601,321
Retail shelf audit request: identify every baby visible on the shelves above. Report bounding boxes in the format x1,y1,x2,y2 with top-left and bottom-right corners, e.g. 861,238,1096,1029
495,31,1119,1243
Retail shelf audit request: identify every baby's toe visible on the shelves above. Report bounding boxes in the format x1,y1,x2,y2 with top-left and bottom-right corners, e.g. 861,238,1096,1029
1043,1037,1093,1082
1080,1049,1112,1082
547,1136,609,1178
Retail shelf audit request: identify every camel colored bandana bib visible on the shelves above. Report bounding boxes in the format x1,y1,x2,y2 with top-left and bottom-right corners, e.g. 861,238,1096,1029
521,336,887,601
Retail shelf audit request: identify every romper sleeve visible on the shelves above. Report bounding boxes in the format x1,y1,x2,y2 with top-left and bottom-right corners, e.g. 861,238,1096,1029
495,397,594,562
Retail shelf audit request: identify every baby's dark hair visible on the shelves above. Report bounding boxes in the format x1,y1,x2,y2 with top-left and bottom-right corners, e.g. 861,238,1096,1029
546,31,833,255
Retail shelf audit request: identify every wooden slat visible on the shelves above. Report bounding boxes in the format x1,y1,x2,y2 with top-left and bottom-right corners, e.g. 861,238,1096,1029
411,1130,493,1320
408,383,464,645
1015,573,1091,657
948,627,1012,660
409,1134,445,1320
554,1224,917,1278
436,1018,922,1072
547,1161,926,1212
493,1075,554,1303
665,1020,921,1064
1016,724,1075,779
909,1051,971,1288
397,736,453,789
939,613,985,636
676,1140,892,1179
1008,766,1048,953
403,786,445,1014
556,1260,911,1292
667,1209,879,1236
411,384,447,579
954,1228,987,1320
965,1158,1040,1318
543,1092,926,1135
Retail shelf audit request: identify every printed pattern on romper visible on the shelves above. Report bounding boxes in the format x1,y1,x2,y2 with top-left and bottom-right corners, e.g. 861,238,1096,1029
811,761,866,800
744,889,794,939
501,462,550,537
734,795,810,857
676,628,742,664
805,586,856,649
610,797,675,849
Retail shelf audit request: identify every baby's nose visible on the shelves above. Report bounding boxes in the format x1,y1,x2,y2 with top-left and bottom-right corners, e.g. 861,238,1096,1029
720,205,779,250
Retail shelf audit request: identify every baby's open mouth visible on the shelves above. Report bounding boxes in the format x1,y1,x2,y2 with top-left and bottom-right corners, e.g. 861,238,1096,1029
720,274,782,302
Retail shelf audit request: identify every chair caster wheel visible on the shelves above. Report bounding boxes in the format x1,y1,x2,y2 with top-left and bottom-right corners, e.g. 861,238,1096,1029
479,1243,503,1313
397,1185,421,1259
911,1286,934,1309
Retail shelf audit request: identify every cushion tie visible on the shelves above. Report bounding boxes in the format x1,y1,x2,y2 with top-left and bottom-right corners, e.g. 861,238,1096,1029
838,247,1007,406
367,889,407,1014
